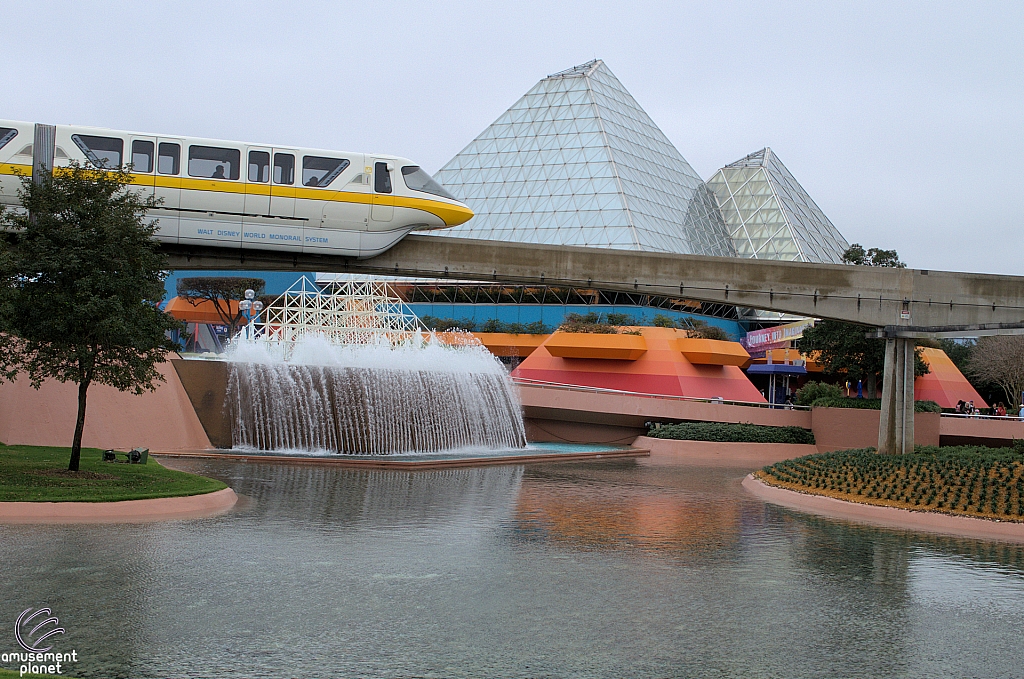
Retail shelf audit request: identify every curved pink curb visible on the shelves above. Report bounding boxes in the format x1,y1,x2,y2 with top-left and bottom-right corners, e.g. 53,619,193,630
742,475,1024,544
0,487,237,524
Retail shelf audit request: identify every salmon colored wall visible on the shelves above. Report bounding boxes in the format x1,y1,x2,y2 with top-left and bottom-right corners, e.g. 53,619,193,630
633,436,818,467
519,384,810,430
810,407,940,452
0,358,211,452
940,416,1024,447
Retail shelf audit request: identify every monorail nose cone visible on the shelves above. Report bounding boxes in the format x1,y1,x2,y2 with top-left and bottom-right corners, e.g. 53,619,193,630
445,203,474,227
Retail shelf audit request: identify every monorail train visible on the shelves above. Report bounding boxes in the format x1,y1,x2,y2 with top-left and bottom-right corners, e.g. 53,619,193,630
0,120,472,258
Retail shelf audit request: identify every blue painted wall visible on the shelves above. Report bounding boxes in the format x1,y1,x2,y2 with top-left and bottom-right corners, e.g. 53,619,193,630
162,271,744,339
163,270,315,303
406,303,743,339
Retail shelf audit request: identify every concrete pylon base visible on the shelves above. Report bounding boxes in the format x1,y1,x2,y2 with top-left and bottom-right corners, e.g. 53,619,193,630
878,337,917,454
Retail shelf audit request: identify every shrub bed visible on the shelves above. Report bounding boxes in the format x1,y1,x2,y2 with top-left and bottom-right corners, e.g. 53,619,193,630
758,444,1024,521
649,422,815,445
809,396,942,413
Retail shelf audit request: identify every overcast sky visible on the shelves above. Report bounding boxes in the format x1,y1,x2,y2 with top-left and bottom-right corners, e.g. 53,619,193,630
6,1,1022,274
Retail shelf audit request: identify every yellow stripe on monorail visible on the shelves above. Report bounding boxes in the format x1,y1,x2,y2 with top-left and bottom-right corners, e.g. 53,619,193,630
0,164,473,226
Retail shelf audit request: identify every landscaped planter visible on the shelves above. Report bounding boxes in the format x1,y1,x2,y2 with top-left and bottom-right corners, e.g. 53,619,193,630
544,332,647,360
676,338,750,366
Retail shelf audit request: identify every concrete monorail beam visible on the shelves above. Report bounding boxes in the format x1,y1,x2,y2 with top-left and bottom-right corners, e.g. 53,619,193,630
161,235,1024,329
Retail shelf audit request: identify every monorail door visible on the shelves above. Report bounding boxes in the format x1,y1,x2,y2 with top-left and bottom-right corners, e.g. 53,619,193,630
128,134,159,235
154,138,182,241
270,149,296,219
245,147,271,216
369,159,395,227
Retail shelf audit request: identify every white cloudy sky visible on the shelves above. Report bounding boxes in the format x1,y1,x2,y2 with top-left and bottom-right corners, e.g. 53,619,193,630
6,1,1022,274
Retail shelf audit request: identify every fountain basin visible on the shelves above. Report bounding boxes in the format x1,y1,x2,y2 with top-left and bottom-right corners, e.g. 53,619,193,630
155,443,649,469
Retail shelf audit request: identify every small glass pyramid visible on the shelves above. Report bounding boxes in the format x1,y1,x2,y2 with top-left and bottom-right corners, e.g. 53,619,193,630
433,60,735,256
706,148,849,263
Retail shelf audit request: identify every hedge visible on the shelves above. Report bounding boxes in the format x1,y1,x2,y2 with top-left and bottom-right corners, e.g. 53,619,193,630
810,396,942,413
795,381,844,406
759,443,1024,520
648,421,815,445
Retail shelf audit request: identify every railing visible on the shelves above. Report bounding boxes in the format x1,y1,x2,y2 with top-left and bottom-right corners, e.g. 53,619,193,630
511,377,811,411
940,412,1024,422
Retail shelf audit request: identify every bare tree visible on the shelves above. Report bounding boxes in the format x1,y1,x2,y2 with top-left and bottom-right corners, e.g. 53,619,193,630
967,335,1024,411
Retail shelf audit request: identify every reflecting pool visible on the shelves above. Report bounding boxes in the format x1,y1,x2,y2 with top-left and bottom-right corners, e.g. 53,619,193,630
2,456,1024,678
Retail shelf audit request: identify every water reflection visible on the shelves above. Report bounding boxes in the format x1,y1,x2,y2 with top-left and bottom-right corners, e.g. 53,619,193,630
1,457,1023,678
510,462,743,558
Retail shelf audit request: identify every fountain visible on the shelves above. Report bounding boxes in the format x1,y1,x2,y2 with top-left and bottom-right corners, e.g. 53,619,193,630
223,278,527,455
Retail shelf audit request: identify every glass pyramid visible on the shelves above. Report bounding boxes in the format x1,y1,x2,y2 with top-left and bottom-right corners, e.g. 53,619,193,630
433,60,736,256
706,148,849,263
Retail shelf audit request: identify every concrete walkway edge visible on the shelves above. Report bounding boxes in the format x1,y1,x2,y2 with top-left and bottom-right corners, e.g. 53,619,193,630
0,487,237,524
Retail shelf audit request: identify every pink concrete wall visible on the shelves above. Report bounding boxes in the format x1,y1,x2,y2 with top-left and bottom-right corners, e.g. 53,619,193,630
810,408,940,452
519,385,812,430
0,359,211,452
633,436,816,467
940,416,1024,446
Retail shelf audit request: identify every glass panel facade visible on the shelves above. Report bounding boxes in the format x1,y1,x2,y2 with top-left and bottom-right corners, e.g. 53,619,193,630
706,148,850,264
433,60,735,256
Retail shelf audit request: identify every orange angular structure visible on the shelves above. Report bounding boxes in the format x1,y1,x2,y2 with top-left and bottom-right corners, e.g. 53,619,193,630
512,326,765,402
471,333,549,358
676,338,750,366
545,332,648,360
165,296,239,325
915,347,987,409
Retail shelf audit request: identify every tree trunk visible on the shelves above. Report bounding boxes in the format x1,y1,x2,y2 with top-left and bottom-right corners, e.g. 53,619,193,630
866,372,878,399
68,379,91,472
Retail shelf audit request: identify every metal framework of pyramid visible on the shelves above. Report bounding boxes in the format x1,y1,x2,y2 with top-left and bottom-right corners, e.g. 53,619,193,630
241,276,423,355
706,148,849,263
433,60,735,256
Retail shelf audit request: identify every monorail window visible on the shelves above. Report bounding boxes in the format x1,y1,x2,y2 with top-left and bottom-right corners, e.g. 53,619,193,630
401,166,455,200
0,128,17,152
131,140,154,173
72,134,123,168
158,143,180,175
302,156,349,188
274,153,294,185
374,162,392,194
189,145,240,180
249,151,270,183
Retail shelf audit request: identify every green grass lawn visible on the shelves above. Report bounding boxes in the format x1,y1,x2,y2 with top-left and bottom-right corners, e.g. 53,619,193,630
0,442,226,502
0,669,73,678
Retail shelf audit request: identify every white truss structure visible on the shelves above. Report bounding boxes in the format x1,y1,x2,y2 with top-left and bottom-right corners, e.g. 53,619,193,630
240,276,424,351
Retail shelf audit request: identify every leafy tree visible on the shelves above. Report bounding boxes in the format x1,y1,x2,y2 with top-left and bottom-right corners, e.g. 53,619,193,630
0,163,181,471
176,276,265,337
799,321,927,398
842,243,906,268
652,313,677,328
967,336,1024,412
